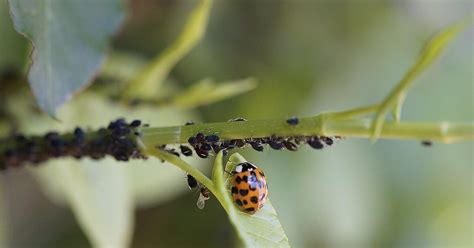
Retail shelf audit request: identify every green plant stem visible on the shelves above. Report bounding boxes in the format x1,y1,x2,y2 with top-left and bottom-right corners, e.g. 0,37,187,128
141,115,474,145
146,148,214,191
146,148,231,213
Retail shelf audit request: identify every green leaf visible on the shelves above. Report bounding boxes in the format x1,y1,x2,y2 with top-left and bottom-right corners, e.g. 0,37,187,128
0,0,27,70
123,0,213,99
7,0,126,116
213,152,291,248
172,77,257,108
47,158,133,248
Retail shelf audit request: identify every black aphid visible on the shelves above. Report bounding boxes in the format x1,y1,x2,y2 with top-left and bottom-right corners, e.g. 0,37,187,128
250,141,264,152
200,143,212,151
73,127,85,144
286,117,299,125
307,137,324,149
321,136,334,146
188,136,197,145
230,139,245,148
130,120,142,128
268,141,284,150
205,134,220,143
195,133,205,143
283,141,298,151
421,140,433,147
180,145,193,156
228,117,247,122
187,174,198,189
195,149,209,158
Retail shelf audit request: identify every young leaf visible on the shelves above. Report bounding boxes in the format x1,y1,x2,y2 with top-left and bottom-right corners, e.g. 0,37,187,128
123,0,213,99
0,0,27,70
7,0,126,116
370,19,471,140
171,77,257,108
212,152,291,248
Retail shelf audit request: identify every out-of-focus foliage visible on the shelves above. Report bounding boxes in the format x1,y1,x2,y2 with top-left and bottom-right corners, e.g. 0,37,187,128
8,0,126,116
371,17,472,139
123,0,212,99
0,0,27,70
8,92,206,246
0,0,472,247
171,77,257,108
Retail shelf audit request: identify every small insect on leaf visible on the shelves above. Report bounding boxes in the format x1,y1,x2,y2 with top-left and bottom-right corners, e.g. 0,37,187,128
196,188,210,210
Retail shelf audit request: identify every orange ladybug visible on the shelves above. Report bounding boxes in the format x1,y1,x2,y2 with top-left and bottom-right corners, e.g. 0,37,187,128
230,162,268,214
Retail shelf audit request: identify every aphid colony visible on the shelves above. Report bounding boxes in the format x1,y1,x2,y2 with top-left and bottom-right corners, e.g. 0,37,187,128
0,118,146,171
162,117,341,160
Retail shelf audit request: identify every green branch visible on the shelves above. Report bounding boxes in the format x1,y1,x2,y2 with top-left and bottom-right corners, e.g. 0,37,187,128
370,18,472,140
141,116,473,146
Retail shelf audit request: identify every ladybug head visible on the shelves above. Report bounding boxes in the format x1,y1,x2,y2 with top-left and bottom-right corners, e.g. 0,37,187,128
234,162,257,173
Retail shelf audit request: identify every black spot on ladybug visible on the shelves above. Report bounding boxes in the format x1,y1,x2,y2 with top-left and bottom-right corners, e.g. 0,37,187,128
235,176,242,184
286,117,299,125
250,171,256,177
244,207,255,212
249,183,257,191
231,186,238,194
242,175,248,183
243,200,248,205
239,189,249,196
235,199,243,206
250,196,258,204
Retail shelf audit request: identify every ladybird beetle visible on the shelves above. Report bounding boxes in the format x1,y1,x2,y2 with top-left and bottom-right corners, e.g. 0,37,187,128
230,162,268,214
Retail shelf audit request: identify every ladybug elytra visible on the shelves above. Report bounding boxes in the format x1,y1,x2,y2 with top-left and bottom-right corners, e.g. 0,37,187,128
230,162,268,215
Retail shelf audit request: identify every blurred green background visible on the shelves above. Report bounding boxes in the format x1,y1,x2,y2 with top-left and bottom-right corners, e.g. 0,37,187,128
0,0,473,247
